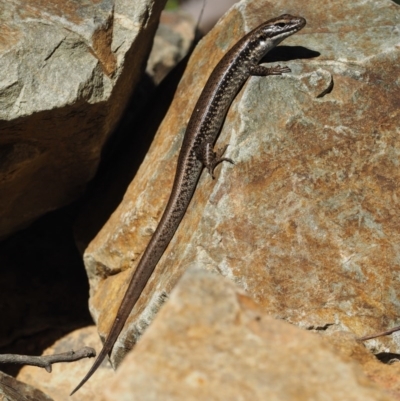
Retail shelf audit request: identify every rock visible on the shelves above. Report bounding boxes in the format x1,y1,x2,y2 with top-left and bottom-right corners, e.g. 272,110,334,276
101,268,395,401
17,326,112,401
146,10,196,85
84,0,400,372
0,371,54,401
0,0,167,239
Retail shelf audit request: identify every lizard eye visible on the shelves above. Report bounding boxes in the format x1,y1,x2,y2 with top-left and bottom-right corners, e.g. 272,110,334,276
276,23,286,28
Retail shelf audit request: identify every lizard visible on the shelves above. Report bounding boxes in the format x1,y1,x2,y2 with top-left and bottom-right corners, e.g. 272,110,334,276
71,13,306,395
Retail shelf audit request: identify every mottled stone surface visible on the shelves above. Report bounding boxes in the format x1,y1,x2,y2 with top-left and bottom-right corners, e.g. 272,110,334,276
101,268,394,401
0,0,167,239
17,326,112,401
85,0,400,373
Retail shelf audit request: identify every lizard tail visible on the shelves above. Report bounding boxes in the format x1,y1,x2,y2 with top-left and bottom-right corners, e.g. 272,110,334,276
70,345,109,396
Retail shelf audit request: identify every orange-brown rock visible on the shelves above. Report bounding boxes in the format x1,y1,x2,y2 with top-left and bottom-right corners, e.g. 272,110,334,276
101,268,395,401
84,0,400,376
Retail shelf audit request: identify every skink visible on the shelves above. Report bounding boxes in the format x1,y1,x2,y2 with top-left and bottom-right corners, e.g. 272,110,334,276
71,13,306,395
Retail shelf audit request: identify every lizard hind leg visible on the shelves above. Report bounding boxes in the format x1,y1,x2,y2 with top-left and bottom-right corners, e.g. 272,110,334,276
196,141,234,179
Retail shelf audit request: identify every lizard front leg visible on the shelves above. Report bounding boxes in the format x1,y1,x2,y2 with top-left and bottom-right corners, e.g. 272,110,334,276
196,142,234,179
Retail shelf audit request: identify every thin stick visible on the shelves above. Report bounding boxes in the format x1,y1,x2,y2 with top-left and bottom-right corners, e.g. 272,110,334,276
196,0,207,33
358,325,400,341
0,347,96,373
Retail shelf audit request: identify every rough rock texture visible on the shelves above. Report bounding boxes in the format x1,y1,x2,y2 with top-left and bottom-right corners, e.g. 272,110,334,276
84,0,400,373
0,0,167,239
101,268,395,401
0,371,54,401
17,326,112,401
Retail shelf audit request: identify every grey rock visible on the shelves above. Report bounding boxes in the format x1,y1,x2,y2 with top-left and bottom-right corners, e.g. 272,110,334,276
0,0,167,239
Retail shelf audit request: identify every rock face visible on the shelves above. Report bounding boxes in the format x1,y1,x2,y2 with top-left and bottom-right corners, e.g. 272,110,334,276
85,0,400,376
101,268,395,401
0,0,167,239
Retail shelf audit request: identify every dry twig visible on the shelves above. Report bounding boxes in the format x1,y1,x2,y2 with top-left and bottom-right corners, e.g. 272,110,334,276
0,346,96,373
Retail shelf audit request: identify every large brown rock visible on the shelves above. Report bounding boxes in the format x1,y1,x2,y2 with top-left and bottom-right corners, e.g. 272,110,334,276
101,268,395,401
15,271,400,400
84,0,400,372
0,0,167,239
